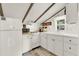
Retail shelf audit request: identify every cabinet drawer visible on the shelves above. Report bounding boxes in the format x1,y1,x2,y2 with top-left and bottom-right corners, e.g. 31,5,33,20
47,34,63,41
64,43,78,55
64,37,78,45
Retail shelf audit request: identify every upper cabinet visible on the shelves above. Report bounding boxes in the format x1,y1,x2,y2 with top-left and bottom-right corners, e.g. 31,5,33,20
66,3,78,24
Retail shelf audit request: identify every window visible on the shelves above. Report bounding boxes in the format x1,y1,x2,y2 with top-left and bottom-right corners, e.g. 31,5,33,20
57,19,65,31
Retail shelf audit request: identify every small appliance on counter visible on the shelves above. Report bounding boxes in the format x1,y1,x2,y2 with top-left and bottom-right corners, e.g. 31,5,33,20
22,24,30,33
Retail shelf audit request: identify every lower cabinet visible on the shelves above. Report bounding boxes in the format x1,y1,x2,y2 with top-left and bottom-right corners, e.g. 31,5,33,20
40,33,64,56
23,33,40,53
47,34,63,56
40,33,79,56
31,33,40,49
47,35,55,53
63,36,79,56
22,34,32,53
40,33,48,49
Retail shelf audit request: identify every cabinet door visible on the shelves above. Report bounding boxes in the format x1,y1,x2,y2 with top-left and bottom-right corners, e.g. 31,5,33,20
66,3,78,24
31,33,40,49
53,35,63,56
64,42,78,55
0,31,9,56
47,35,55,53
23,35,31,53
64,50,76,56
0,31,22,56
41,33,47,49
64,36,78,45
54,39,63,56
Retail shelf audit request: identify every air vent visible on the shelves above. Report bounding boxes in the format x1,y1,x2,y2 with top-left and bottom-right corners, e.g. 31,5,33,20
1,16,6,20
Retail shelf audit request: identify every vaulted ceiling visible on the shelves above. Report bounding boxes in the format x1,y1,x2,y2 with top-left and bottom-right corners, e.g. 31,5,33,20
0,3,66,25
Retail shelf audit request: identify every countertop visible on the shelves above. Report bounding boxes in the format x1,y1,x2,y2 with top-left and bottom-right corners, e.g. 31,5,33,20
42,32,79,38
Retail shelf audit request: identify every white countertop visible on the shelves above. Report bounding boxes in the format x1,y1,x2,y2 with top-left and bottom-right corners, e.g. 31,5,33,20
42,32,79,38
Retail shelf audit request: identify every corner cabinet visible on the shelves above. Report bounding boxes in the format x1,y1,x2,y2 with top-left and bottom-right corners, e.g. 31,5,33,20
66,3,78,24
47,34,64,56
40,33,64,56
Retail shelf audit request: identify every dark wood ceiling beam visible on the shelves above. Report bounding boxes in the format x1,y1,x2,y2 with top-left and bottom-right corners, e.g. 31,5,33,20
34,3,55,23
0,3,4,16
43,7,65,23
22,3,34,23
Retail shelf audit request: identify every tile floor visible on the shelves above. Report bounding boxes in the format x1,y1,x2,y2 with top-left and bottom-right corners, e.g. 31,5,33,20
23,47,56,56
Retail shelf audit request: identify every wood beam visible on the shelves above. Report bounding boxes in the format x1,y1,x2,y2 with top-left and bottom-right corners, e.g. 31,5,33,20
43,7,65,23
22,3,34,23
0,3,4,16
34,3,55,23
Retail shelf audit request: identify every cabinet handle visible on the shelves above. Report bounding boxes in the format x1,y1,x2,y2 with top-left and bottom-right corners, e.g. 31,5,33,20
52,39,55,41
69,47,71,50
69,40,71,42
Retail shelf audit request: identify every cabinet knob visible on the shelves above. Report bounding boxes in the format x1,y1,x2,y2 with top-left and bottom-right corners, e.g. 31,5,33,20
69,40,71,42
69,47,71,50
52,39,55,41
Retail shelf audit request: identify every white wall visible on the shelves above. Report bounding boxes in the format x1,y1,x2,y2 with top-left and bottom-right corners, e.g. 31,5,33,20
46,9,65,32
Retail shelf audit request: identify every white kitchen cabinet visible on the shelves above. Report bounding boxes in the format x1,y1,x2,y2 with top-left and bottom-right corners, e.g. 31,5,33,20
0,31,22,56
64,50,76,56
0,17,22,31
54,38,63,56
31,33,40,49
40,33,64,56
0,31,9,56
64,36,78,45
22,33,40,53
47,34,55,53
64,36,79,56
66,3,78,24
47,34,63,56
40,33,48,49
64,43,78,55
22,34,32,53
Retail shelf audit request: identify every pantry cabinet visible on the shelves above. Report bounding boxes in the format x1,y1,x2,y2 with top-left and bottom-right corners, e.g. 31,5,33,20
66,3,78,24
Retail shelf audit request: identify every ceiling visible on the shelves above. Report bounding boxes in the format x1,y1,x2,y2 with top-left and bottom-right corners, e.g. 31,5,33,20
1,3,66,25
2,3,30,20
